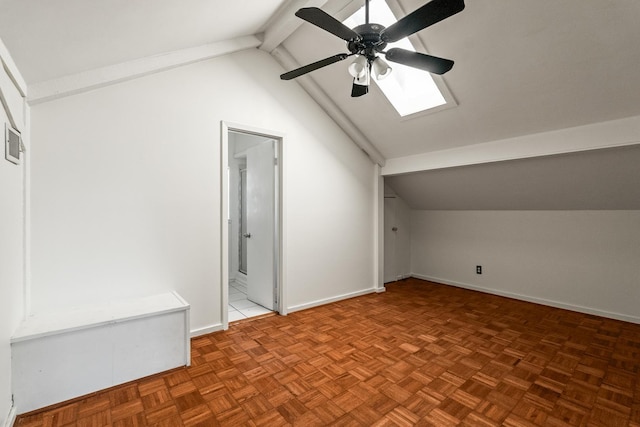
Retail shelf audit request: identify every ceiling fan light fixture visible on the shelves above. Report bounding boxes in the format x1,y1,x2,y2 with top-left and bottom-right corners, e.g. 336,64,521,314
351,66,370,97
372,57,392,80
354,65,370,86
348,55,367,78
280,0,465,101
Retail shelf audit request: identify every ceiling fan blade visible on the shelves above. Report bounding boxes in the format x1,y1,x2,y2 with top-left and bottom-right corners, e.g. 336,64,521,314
280,53,350,80
296,7,361,41
385,48,454,74
381,0,465,43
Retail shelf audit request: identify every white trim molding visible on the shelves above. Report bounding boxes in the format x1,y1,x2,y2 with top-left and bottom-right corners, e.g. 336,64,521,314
0,40,27,131
259,0,330,53
220,121,287,328
190,323,224,338
0,38,27,97
373,164,385,291
2,404,17,427
287,288,378,313
28,36,261,105
383,115,640,176
412,274,640,325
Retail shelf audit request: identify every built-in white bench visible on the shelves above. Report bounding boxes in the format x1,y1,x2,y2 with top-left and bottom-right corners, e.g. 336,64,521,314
11,292,190,414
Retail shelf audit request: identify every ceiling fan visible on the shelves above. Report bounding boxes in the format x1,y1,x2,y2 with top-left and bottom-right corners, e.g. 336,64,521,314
280,0,465,97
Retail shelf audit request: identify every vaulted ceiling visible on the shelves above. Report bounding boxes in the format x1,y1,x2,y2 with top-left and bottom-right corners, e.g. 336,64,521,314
283,0,640,159
2,0,639,209
0,0,287,83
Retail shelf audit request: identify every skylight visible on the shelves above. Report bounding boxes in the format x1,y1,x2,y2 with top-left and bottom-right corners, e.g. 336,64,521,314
343,0,447,117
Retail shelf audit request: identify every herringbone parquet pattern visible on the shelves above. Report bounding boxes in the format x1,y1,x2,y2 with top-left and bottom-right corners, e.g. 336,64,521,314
15,279,640,426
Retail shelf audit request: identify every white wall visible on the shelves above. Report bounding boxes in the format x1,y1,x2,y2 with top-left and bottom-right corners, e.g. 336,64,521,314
0,41,26,426
411,210,640,323
29,48,376,333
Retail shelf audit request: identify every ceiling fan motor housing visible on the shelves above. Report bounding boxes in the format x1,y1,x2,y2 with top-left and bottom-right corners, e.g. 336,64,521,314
348,23,388,59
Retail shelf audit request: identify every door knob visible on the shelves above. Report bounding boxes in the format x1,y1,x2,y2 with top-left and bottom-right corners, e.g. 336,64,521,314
243,233,252,238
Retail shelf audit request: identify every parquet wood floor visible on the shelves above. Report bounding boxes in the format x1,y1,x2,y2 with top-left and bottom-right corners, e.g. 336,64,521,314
15,278,640,426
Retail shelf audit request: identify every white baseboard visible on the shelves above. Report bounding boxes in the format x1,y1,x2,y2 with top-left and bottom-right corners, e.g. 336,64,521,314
376,287,386,293
190,323,224,338
383,273,410,284
287,288,378,313
3,404,17,427
411,273,640,325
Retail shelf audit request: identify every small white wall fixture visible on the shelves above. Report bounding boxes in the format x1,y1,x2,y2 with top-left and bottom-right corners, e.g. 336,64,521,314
220,121,286,329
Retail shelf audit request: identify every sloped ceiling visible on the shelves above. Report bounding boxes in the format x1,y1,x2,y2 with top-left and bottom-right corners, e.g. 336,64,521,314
281,0,640,158
1,0,640,209
386,144,640,210
0,0,287,83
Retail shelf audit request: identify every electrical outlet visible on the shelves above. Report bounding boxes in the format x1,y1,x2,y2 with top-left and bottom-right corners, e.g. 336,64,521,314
476,265,482,274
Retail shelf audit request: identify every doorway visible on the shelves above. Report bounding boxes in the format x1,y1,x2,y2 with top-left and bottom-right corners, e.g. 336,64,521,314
221,122,284,328
384,196,399,283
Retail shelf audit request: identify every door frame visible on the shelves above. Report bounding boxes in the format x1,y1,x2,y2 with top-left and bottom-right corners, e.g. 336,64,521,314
220,121,286,330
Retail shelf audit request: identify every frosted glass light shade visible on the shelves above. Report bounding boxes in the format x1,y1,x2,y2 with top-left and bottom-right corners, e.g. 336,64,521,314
372,57,392,80
348,55,367,78
354,66,370,85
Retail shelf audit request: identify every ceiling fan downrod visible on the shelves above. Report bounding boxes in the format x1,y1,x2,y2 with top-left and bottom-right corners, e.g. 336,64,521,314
365,0,370,25
347,0,387,62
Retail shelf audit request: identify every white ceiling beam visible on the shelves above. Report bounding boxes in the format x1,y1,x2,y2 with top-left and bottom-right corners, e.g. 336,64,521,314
272,45,385,166
0,69,21,130
0,37,27,97
382,115,640,176
260,0,330,53
260,0,361,53
0,37,27,130
28,35,261,105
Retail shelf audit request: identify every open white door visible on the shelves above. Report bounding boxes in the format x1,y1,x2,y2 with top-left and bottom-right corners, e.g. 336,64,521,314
384,197,398,283
245,141,276,310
